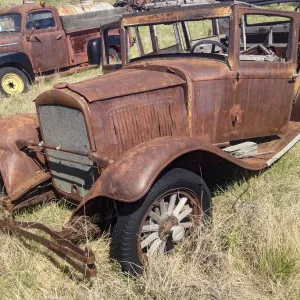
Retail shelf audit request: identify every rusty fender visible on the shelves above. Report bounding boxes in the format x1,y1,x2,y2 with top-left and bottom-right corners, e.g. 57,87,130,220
72,136,268,216
0,114,50,201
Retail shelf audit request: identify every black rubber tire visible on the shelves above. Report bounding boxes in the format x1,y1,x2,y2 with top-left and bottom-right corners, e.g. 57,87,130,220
0,175,6,195
108,48,120,64
0,67,29,96
112,168,212,275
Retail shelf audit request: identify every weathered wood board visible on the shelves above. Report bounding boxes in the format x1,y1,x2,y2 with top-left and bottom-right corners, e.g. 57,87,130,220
61,7,126,33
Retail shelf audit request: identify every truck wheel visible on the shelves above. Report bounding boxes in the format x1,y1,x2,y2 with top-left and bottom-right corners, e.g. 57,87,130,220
108,48,120,64
112,168,212,275
0,67,29,96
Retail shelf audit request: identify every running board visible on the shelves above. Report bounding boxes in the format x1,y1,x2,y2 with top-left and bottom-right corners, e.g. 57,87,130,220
267,134,300,166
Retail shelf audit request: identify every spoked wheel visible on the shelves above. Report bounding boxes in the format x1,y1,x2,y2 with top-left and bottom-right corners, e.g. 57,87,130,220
113,168,212,275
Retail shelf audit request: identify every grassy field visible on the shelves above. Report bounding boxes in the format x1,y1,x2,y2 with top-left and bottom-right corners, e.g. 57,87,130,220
1,0,300,299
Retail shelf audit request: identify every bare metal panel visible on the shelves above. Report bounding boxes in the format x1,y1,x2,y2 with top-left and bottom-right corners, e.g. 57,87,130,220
38,105,97,197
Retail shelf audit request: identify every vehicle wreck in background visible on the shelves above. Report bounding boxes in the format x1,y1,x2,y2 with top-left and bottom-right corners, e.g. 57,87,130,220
0,2,125,95
0,0,300,277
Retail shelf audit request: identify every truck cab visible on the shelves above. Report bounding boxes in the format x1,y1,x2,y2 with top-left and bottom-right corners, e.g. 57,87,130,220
0,2,122,95
0,3,69,95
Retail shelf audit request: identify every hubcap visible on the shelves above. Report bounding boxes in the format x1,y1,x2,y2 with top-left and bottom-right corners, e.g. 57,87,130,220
2,73,24,95
109,53,116,64
138,190,202,259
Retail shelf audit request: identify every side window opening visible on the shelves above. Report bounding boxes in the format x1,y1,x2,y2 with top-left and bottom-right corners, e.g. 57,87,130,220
130,26,153,59
26,11,55,31
0,14,21,32
156,24,182,54
240,14,291,62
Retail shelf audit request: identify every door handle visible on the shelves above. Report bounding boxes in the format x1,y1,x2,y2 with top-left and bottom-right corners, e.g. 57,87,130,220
292,73,300,79
56,34,62,40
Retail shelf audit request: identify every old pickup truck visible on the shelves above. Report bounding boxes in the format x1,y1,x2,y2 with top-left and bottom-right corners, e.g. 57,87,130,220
0,1,124,95
0,0,300,277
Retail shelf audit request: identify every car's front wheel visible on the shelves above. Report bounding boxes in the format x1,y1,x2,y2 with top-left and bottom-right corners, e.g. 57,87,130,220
113,168,212,275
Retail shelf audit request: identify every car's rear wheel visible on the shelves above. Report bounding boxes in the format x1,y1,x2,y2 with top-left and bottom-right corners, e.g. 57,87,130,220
108,48,120,64
113,168,212,275
0,67,29,96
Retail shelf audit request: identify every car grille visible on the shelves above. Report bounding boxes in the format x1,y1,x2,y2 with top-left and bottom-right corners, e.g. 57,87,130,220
38,105,97,197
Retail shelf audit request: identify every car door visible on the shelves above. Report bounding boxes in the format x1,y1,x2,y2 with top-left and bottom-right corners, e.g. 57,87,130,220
232,11,297,141
24,9,69,73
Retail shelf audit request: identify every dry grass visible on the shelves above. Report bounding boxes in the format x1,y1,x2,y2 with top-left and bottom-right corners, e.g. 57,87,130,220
1,1,300,299
0,0,115,9
0,0,76,9
0,145,299,300
0,68,103,117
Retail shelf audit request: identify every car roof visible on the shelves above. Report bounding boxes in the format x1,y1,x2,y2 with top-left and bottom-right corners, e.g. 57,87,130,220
121,1,299,26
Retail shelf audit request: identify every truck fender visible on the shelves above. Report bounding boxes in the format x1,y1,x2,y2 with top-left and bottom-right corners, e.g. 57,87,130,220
72,136,268,217
0,114,50,201
0,52,35,82
87,36,121,65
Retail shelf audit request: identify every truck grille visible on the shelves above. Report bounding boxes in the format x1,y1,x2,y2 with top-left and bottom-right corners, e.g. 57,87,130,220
38,105,97,197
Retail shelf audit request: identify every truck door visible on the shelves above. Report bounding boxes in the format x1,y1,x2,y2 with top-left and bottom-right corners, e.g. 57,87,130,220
24,9,69,73
233,12,296,140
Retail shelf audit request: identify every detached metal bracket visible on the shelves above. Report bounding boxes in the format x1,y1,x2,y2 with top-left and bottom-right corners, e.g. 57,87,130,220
0,219,97,278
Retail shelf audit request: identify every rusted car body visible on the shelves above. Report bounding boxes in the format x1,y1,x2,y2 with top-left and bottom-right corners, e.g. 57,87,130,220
0,2,123,95
35,2,300,202
1,1,300,277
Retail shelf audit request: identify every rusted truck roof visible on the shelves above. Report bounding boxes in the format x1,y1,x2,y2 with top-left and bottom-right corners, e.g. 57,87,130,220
55,69,185,102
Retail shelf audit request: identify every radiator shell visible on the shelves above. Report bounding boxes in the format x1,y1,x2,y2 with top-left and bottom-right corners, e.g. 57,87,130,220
38,105,97,197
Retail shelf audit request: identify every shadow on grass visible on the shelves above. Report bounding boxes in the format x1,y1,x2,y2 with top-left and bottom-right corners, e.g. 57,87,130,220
201,161,262,197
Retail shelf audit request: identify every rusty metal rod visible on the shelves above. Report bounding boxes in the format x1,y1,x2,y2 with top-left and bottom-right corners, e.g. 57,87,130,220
0,219,97,278
26,140,114,168
26,140,90,157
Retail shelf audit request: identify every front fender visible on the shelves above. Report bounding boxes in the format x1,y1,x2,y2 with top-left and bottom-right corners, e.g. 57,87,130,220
0,52,35,82
0,114,50,200
72,136,268,216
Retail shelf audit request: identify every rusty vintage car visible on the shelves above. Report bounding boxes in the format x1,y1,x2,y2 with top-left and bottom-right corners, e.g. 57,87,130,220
1,0,300,277
0,1,124,95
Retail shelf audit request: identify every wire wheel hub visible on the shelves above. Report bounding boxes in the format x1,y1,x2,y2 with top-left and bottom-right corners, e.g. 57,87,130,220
140,190,200,258
158,215,178,240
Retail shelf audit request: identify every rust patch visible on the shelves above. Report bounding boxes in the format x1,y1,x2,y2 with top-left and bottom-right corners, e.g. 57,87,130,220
0,114,50,201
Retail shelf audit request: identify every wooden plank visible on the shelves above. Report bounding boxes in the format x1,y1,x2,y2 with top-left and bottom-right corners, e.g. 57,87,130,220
223,142,258,158
61,8,126,33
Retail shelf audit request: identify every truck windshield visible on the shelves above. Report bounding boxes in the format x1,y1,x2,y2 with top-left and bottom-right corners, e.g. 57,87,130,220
0,14,21,33
128,17,230,61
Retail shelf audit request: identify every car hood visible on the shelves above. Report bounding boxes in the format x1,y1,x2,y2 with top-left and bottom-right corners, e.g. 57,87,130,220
57,68,185,102
55,57,234,102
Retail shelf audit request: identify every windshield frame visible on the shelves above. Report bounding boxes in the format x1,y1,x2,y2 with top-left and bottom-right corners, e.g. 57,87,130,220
121,5,233,67
0,13,22,33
